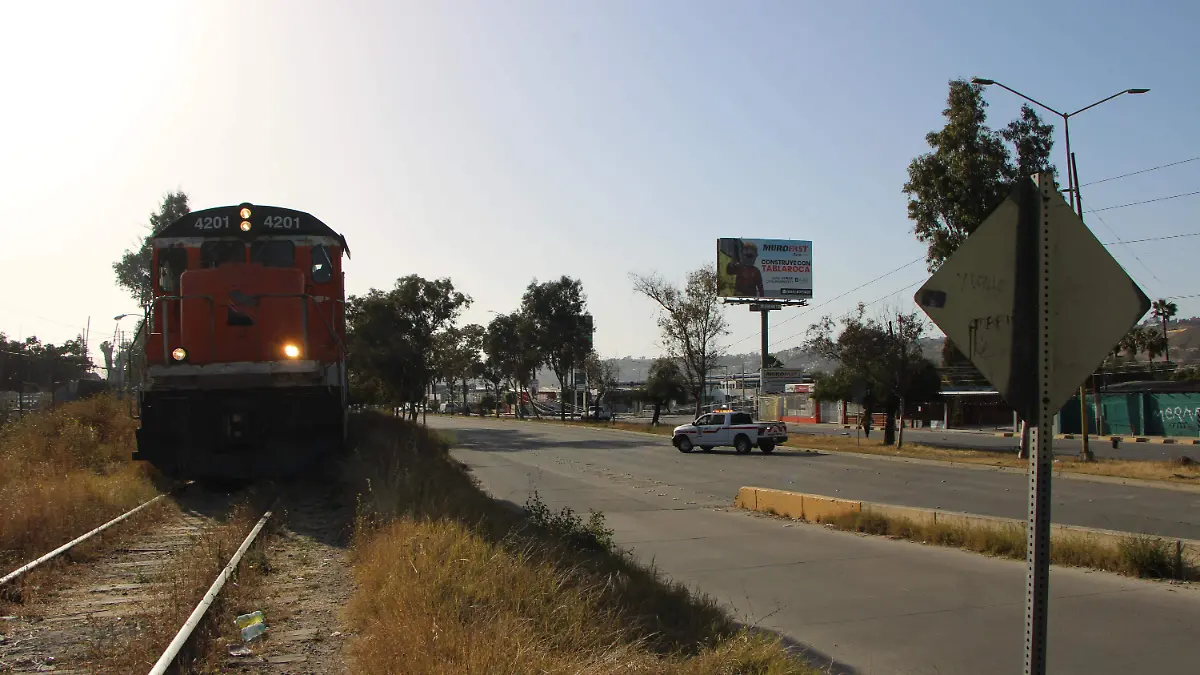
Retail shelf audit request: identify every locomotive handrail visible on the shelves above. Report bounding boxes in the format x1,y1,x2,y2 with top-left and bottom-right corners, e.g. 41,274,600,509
153,295,216,363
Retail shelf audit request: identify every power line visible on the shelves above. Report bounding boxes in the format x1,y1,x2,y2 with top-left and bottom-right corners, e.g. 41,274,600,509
1101,231,1200,246
723,255,924,353
1090,190,1200,213
1081,156,1200,188
1087,209,1162,291
768,277,927,351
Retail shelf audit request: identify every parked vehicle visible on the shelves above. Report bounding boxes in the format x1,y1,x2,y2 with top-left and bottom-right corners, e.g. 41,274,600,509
586,403,613,420
671,410,788,454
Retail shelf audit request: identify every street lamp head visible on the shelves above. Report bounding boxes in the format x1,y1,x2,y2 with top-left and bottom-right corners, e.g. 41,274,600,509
971,77,995,86
1127,88,1150,94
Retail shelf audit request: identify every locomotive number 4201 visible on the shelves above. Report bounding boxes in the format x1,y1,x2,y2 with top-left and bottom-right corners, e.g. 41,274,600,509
194,216,230,230
263,215,301,229
192,215,303,230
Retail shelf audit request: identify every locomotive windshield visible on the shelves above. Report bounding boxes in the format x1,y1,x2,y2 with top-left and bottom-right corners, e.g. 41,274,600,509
200,241,246,268
251,240,295,268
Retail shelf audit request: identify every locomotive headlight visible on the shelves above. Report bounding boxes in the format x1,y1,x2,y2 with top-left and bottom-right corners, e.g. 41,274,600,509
239,207,252,219
240,220,252,232
283,343,300,359
171,347,188,361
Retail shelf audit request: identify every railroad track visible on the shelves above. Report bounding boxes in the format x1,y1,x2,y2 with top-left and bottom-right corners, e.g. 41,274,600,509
0,484,275,674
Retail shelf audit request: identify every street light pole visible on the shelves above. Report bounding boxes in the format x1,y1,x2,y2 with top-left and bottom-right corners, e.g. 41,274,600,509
972,78,1149,462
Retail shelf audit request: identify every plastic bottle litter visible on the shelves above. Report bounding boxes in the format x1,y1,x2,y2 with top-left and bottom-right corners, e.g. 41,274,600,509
241,622,268,642
235,611,265,630
235,610,268,642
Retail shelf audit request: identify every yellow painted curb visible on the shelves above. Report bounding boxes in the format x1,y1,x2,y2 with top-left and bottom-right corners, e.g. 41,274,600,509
733,486,1200,556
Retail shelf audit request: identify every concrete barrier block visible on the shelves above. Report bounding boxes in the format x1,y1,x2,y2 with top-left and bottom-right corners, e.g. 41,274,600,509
865,503,937,526
734,487,758,510
752,488,806,519
933,510,1021,532
801,494,862,522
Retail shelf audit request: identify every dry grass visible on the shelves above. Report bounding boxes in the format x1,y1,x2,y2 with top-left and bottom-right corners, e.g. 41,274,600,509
343,412,819,674
0,396,162,571
523,417,1200,486
92,498,270,674
817,510,1198,581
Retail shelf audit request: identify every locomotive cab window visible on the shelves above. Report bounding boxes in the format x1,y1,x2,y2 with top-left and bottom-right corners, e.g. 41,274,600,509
250,240,295,268
157,247,188,293
312,245,333,283
200,241,246,268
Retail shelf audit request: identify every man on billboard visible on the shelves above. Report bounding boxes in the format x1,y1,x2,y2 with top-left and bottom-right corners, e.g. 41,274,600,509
717,238,764,297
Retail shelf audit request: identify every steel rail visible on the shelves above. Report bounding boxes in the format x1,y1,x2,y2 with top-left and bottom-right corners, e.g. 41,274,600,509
146,502,276,675
0,490,180,587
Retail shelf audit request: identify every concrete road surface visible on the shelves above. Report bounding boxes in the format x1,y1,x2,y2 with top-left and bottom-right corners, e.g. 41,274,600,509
437,416,1200,540
430,416,1199,675
618,414,1200,462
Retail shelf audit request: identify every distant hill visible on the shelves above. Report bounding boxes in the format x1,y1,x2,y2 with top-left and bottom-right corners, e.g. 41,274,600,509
565,318,1199,387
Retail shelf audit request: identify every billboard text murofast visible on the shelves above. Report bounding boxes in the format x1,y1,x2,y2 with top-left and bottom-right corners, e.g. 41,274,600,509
716,238,812,299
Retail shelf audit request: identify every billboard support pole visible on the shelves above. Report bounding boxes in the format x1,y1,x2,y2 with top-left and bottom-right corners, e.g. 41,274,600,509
760,306,770,377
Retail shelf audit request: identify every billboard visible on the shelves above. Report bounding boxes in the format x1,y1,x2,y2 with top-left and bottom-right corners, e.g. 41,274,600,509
761,368,807,394
717,238,812,299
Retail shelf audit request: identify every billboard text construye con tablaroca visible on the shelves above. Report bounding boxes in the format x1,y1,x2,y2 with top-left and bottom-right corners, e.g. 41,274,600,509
716,238,812,299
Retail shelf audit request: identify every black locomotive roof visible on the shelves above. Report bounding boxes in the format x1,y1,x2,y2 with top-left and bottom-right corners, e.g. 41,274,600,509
155,203,340,240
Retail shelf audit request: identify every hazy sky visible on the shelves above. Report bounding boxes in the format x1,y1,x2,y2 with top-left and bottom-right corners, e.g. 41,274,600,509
3,0,1198,366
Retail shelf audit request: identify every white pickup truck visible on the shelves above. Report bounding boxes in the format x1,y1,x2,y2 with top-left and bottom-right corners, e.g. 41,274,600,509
671,410,789,454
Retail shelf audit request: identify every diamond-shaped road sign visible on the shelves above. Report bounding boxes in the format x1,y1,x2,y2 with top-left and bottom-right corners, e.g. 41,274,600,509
915,174,1150,425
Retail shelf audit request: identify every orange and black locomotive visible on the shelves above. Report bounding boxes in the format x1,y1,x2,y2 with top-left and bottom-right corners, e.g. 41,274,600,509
134,203,348,481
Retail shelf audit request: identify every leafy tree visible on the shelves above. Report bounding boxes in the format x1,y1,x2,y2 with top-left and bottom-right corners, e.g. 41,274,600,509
477,356,505,417
99,341,114,376
806,305,940,445
1144,327,1168,364
642,357,688,426
345,276,471,419
446,324,485,413
904,80,1057,271
581,351,617,407
631,266,729,417
113,192,191,306
1119,326,1147,362
763,354,785,369
520,277,590,420
0,334,93,393
1152,299,1178,363
484,312,542,418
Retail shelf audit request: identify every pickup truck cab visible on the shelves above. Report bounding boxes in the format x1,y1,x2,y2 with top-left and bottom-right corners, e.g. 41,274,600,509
671,410,788,454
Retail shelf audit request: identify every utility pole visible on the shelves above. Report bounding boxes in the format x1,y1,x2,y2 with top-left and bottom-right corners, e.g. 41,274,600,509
897,315,907,449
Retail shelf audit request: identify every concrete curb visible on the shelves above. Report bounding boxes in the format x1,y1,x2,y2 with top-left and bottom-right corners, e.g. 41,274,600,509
734,486,1200,559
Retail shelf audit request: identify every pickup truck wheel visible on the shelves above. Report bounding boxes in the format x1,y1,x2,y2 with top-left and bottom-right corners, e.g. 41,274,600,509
676,436,694,453
734,435,752,454
759,440,776,454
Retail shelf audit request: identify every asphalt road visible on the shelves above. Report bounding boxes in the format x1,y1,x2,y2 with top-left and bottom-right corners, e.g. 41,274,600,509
619,414,1200,462
431,416,1199,675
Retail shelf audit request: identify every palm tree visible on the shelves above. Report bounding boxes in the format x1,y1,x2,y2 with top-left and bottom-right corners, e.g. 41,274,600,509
1152,299,1178,364
1145,330,1168,363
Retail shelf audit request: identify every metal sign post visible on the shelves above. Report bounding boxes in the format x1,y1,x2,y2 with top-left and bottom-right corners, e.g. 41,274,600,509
1024,174,1054,674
